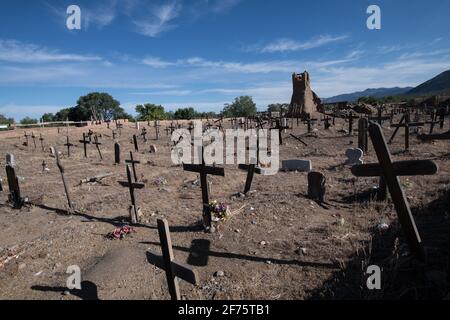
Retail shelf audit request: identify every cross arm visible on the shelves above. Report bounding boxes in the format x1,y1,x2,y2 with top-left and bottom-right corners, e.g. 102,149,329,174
147,251,199,285
118,181,145,189
183,164,225,176
351,160,438,177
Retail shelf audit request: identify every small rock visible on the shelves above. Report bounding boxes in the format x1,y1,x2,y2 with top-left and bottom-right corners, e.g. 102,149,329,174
266,260,272,265
214,270,225,277
260,241,266,246
18,262,26,270
234,229,241,233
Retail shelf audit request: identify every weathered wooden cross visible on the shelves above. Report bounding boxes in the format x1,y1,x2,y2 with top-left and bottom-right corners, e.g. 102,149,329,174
183,147,225,229
425,110,440,134
358,117,369,152
270,119,289,145
369,107,391,125
133,134,139,152
54,147,74,212
79,133,90,158
141,127,148,142
23,131,30,147
39,134,45,152
125,151,140,182
147,219,199,300
389,112,424,150
351,122,435,260
238,161,263,194
64,136,74,157
118,165,145,224
92,135,103,160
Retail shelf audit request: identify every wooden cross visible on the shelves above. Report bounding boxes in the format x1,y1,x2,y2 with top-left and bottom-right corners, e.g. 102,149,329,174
79,133,90,158
5,164,23,208
92,135,103,160
114,142,121,164
346,112,356,135
31,132,37,149
438,107,446,129
289,133,308,147
238,161,263,194
183,147,225,229
112,130,117,140
369,107,391,125
389,113,424,150
118,165,145,224
302,114,318,133
125,151,140,182
321,115,332,129
54,147,74,212
425,110,440,134
358,118,369,152
64,136,74,157
39,134,45,152
147,219,199,300
270,119,289,145
352,122,428,260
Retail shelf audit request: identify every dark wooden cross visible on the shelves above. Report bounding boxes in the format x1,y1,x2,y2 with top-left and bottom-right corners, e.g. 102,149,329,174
133,134,139,152
31,132,37,149
183,147,225,229
270,119,289,145
141,128,148,142
64,136,74,157
147,219,199,300
5,164,23,208
92,135,103,160
351,122,430,260
321,115,332,130
425,110,440,134
39,134,45,152
112,130,117,140
238,161,263,194
346,112,357,135
79,133,90,158
114,142,121,164
119,165,145,224
302,114,318,133
125,151,140,182
54,147,74,212
358,117,369,152
389,113,424,150
438,107,446,129
369,107,391,125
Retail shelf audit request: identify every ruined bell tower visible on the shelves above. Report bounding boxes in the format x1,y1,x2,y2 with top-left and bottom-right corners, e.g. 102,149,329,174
288,71,322,118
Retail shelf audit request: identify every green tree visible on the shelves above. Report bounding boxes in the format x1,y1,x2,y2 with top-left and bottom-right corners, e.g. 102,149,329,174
73,92,125,121
53,108,72,121
174,107,198,120
0,114,14,125
135,103,167,121
222,96,257,118
41,113,55,122
20,117,38,125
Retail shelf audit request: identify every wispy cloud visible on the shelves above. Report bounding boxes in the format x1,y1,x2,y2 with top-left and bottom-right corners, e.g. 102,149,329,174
0,39,102,63
206,0,242,13
260,34,349,53
133,2,182,37
142,56,176,68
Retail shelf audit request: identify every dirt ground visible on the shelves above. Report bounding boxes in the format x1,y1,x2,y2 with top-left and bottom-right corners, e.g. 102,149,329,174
0,116,449,300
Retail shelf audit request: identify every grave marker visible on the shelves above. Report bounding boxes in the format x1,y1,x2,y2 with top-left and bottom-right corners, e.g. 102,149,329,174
5,164,23,208
147,219,199,300
183,147,225,229
119,165,145,224
358,118,368,152
133,134,139,152
79,133,90,158
64,136,74,157
54,147,74,212
307,172,326,204
92,135,103,160
114,142,121,164
125,152,140,182
39,134,45,152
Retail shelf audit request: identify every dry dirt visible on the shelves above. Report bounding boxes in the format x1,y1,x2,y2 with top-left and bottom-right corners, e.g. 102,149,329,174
0,117,449,300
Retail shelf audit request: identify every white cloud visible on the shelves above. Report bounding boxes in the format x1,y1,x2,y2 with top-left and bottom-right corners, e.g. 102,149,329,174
142,56,175,68
260,35,349,53
133,2,182,37
0,40,102,63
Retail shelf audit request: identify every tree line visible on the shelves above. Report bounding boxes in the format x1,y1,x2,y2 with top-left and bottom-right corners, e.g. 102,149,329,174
1,92,260,125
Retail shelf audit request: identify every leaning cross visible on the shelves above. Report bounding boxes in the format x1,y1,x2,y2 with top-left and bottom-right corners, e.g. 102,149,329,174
389,112,424,150
54,147,74,212
92,135,103,160
238,160,263,194
31,132,37,149
183,147,225,229
352,122,428,260
147,219,199,300
5,163,23,208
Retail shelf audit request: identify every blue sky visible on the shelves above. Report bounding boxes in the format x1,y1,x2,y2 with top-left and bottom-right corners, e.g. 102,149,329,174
1,0,449,120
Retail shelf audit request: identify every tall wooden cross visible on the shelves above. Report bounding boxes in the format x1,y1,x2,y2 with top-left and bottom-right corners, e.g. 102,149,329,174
369,107,391,125
79,133,90,158
119,165,145,224
147,219,199,300
346,112,356,135
183,147,225,229
64,136,74,157
270,119,289,145
125,151,140,182
31,132,37,149
92,135,103,160
302,114,318,134
351,122,429,260
39,134,45,152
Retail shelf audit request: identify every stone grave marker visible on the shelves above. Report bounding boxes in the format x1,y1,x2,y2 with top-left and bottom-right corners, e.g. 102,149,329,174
307,172,326,204
345,148,364,165
282,159,312,172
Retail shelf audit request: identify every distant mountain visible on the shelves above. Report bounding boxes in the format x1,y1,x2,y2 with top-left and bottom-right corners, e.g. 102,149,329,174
323,87,413,103
407,70,450,96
